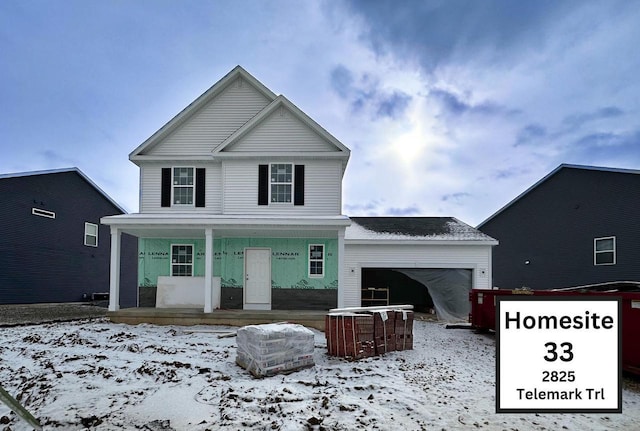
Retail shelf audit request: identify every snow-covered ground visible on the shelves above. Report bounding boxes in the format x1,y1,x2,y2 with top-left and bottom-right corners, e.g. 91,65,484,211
1,318,638,430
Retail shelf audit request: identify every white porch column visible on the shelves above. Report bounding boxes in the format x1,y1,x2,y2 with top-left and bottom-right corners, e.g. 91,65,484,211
337,227,346,308
204,228,214,313
108,226,121,311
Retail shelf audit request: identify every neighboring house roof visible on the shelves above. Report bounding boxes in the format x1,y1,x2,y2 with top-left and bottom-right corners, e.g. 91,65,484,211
477,163,640,229
346,217,497,243
129,65,277,159
0,167,127,214
214,95,350,159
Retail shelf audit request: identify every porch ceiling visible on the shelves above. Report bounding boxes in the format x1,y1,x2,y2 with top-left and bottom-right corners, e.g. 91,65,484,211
101,213,349,239
118,226,340,239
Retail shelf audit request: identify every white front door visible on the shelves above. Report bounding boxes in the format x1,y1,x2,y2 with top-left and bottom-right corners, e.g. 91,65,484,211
244,248,271,310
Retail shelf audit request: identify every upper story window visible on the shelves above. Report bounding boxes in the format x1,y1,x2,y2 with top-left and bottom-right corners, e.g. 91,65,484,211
173,167,194,205
309,244,324,277
258,164,304,206
161,167,205,208
171,244,193,276
594,236,616,265
84,222,98,247
270,164,292,203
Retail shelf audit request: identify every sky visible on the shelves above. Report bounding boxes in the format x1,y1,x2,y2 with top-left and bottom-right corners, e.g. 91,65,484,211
2,0,639,226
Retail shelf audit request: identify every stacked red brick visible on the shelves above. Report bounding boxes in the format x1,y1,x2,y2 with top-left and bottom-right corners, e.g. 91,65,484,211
326,309,414,359
394,310,414,350
325,313,375,359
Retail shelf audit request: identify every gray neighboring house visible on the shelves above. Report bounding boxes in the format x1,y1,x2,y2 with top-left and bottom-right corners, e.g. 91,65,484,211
0,168,137,306
478,164,640,290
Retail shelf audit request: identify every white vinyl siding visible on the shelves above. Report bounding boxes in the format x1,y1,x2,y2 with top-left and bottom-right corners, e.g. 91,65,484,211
139,163,222,213
343,243,493,307
224,108,337,152
144,77,271,156
222,159,342,215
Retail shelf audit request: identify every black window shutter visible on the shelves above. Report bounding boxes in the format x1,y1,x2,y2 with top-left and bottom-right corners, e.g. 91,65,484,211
195,168,206,207
294,164,305,206
258,164,269,205
161,168,171,207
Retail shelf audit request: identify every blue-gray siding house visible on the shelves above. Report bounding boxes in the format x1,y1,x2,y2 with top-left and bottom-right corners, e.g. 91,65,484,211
478,164,640,290
0,168,137,306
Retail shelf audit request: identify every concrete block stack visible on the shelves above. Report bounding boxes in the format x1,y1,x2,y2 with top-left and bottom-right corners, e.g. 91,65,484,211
236,323,315,377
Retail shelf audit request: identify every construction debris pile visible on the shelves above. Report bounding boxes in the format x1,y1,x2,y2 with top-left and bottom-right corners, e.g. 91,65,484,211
326,307,414,359
236,323,315,377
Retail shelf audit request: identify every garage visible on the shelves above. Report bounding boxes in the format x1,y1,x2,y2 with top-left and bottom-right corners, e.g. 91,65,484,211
361,267,472,317
343,217,497,321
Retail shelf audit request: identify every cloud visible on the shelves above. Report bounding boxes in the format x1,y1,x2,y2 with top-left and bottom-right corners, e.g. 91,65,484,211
429,88,517,118
343,201,382,215
376,91,412,119
41,150,78,167
329,64,412,120
386,205,421,216
563,129,640,166
561,106,624,130
343,0,581,71
515,123,547,146
441,192,471,203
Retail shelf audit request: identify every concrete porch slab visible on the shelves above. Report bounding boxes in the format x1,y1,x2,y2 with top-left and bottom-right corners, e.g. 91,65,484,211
107,308,328,331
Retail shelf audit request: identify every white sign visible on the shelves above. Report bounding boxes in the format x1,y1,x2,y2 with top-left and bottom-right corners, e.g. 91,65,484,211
497,297,621,413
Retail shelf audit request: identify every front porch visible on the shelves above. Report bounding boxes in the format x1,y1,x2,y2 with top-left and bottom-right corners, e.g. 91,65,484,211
107,307,328,330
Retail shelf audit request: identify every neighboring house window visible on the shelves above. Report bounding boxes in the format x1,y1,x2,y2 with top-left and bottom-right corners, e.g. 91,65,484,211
309,244,324,277
32,208,55,219
270,163,292,203
173,167,194,205
171,244,193,276
594,236,616,265
84,222,98,247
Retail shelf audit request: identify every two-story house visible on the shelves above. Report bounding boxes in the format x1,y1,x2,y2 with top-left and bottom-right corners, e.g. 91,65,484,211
0,168,137,306
478,164,640,290
102,66,350,313
102,66,497,318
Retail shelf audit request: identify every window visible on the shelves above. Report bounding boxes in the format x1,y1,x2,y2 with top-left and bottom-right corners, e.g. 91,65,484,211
594,237,615,265
270,163,292,203
84,222,98,247
173,167,194,205
309,244,324,277
171,244,193,276
32,208,55,219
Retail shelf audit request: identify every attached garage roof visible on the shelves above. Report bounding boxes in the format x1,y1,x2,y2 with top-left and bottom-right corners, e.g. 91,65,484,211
346,217,497,243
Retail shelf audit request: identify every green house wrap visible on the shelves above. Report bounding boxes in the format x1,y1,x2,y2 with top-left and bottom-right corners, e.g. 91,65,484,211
138,237,338,290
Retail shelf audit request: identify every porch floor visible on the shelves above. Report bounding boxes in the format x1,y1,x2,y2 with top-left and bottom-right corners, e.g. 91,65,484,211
107,308,328,331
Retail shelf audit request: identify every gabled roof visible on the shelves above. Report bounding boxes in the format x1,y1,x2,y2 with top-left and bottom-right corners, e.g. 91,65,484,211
346,217,497,243
477,164,640,229
213,95,350,158
0,167,127,213
129,66,277,159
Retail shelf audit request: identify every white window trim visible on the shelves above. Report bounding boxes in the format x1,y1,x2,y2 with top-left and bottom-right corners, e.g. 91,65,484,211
84,222,98,247
309,244,325,278
32,208,55,219
172,166,195,207
269,163,294,204
171,243,194,276
594,236,616,266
